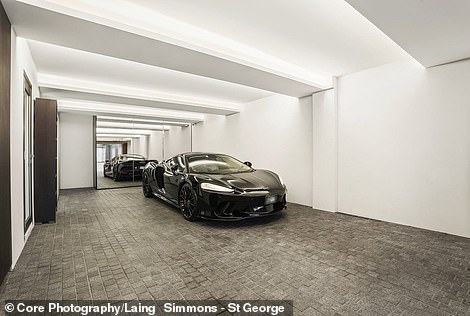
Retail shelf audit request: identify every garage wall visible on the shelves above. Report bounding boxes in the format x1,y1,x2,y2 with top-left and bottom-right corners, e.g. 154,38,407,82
139,136,148,158
130,138,139,156
130,136,148,158
59,113,93,189
313,89,336,212
148,131,164,161
193,94,313,207
164,126,191,160
10,33,39,268
336,59,470,238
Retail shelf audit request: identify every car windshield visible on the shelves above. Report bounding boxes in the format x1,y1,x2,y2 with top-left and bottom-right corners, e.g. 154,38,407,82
121,154,145,161
187,154,252,174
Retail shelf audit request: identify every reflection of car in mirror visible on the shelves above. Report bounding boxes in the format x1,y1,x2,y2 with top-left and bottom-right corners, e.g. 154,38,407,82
104,154,156,181
142,152,287,221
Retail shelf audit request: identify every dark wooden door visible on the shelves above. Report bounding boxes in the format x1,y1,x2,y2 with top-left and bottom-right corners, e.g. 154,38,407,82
0,1,12,285
34,99,58,223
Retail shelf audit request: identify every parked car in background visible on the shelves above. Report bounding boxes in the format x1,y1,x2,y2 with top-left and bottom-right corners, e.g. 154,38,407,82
142,152,287,221
104,154,156,181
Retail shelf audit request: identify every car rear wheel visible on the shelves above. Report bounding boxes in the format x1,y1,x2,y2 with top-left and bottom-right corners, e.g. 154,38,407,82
143,176,153,198
178,183,198,221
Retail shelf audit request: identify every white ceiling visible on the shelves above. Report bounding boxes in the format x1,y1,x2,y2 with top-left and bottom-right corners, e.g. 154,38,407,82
3,0,328,96
131,0,409,76
2,0,435,120
346,0,470,67
29,40,271,104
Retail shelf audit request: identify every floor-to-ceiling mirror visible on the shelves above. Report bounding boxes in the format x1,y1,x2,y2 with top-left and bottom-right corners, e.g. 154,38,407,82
94,116,193,190
95,117,165,189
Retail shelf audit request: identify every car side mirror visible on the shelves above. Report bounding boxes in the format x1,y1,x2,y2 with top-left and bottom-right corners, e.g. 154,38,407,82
244,161,252,168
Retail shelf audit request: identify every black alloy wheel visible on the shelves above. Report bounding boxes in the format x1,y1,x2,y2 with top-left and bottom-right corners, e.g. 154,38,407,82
113,168,119,181
143,176,153,198
178,183,198,221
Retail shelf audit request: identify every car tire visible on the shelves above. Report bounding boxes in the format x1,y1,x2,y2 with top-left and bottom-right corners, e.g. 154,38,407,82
143,176,153,198
178,183,199,221
113,169,119,181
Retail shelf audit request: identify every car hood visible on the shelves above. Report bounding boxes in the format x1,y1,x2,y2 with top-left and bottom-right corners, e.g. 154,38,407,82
198,169,283,191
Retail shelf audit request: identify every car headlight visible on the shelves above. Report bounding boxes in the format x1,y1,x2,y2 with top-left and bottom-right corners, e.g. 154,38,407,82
200,182,234,193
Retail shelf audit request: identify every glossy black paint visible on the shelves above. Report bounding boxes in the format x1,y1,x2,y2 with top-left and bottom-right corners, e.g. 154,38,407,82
142,152,287,220
103,154,155,181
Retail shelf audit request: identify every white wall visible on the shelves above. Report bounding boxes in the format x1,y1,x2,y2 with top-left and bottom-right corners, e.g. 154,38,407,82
193,94,313,206
129,136,148,157
313,89,336,212
130,138,138,155
164,126,191,160
139,136,148,158
148,126,190,162
10,33,39,268
148,131,164,161
59,113,93,189
335,59,470,238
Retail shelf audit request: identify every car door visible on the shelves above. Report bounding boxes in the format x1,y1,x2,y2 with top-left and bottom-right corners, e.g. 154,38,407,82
164,156,184,201
147,162,160,192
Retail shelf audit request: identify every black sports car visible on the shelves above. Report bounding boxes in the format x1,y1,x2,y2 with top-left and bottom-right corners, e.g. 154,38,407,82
142,152,287,221
104,154,154,181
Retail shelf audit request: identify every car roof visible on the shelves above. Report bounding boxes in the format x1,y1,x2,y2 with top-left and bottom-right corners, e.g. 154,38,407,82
182,152,225,157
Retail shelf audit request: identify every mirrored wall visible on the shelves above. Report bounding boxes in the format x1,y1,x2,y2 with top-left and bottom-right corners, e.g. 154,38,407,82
94,116,192,189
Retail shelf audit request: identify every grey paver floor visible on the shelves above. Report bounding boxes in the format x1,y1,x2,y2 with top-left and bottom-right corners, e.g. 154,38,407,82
1,187,470,315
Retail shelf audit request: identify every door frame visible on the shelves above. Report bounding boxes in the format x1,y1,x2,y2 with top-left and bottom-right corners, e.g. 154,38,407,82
23,71,33,233
93,115,97,189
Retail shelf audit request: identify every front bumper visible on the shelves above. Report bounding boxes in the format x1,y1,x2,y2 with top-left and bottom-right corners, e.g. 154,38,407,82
196,188,287,220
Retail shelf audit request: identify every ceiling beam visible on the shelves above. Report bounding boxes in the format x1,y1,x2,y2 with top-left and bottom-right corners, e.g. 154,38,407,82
96,128,164,135
96,134,144,139
58,100,205,124
3,0,330,96
39,74,240,115
96,121,182,130
96,125,169,132
96,116,189,127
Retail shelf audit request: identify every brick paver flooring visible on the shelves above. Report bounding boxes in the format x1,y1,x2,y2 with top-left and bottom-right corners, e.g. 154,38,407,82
1,187,470,315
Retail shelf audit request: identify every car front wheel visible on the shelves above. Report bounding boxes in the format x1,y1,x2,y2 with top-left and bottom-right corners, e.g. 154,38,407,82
143,176,153,198
178,183,198,221
113,167,120,181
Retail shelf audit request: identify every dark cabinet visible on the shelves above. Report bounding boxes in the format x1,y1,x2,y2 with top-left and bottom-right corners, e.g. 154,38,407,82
34,98,57,223
0,0,11,286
